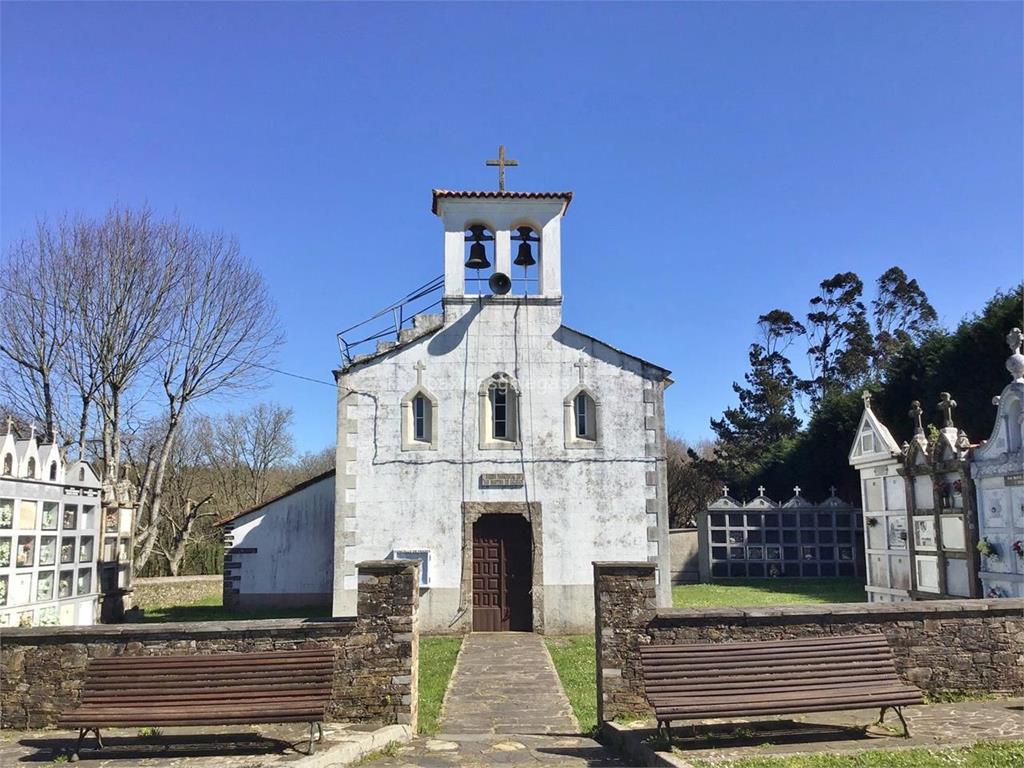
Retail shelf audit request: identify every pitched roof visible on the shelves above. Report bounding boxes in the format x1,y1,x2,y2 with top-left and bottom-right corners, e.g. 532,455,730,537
214,468,336,527
431,190,573,215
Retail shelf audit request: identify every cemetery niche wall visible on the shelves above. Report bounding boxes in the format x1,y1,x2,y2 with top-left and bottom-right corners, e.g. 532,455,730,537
697,487,864,581
971,328,1024,599
849,328,1024,602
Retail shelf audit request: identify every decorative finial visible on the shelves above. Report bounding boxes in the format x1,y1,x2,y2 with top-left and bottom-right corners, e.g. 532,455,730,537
793,485,802,497
485,145,518,192
909,401,924,436
1006,328,1024,383
757,485,766,497
721,484,729,497
861,390,872,409
28,421,36,441
829,485,837,497
4,416,11,436
937,392,957,429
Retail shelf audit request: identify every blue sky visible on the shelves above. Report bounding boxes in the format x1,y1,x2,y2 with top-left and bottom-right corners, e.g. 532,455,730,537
2,2,1021,453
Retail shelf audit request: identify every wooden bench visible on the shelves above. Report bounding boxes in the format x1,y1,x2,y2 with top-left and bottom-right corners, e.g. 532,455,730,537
58,649,335,761
639,634,924,740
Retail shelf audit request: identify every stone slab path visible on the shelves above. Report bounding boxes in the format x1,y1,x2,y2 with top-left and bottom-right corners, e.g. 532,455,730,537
440,632,578,736
368,632,624,767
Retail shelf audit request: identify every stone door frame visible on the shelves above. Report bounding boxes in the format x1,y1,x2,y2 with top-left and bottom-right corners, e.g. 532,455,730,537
462,501,544,633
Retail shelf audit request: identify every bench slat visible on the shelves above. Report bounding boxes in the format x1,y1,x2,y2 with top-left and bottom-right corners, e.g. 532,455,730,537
640,635,888,654
645,673,907,695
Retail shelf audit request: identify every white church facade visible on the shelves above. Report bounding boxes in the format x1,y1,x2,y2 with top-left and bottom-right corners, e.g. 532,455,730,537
331,187,673,633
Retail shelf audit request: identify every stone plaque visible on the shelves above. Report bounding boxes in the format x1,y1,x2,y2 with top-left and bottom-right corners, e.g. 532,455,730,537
479,473,525,489
1004,474,1024,487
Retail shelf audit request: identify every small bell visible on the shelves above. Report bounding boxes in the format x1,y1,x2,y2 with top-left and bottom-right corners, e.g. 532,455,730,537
465,241,490,270
514,240,536,268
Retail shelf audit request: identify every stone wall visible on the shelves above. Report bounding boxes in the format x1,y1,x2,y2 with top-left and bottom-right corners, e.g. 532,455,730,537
1,560,419,731
668,528,699,585
132,575,222,610
594,561,1024,724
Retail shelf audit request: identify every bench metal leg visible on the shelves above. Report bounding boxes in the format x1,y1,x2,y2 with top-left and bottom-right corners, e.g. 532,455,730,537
876,707,910,738
307,721,323,755
71,727,103,762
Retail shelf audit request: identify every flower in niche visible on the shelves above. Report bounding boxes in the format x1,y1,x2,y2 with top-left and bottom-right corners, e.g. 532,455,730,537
976,538,999,559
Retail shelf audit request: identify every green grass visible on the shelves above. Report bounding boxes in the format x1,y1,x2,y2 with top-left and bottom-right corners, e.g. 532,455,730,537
136,594,330,623
418,636,463,735
688,740,1024,767
545,635,598,736
673,578,866,609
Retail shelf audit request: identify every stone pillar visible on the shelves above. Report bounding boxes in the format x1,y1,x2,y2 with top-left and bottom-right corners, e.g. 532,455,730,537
355,560,420,729
593,561,657,725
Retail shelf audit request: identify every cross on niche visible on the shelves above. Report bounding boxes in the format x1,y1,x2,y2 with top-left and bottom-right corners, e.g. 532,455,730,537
793,485,802,497
721,485,729,498
757,485,766,497
574,357,588,384
485,145,518,192
414,360,426,386
937,392,957,429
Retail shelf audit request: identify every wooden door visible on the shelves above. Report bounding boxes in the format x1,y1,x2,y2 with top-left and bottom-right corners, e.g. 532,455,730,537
472,530,506,631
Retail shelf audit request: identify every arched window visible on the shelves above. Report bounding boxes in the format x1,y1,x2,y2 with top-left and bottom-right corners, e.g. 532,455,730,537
26,457,36,479
401,378,438,451
479,373,521,449
2,453,11,475
49,462,58,481
564,385,599,448
511,225,540,295
463,223,494,295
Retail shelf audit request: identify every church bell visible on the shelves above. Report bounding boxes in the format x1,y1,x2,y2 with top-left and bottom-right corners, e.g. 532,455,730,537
465,241,490,270
513,240,536,268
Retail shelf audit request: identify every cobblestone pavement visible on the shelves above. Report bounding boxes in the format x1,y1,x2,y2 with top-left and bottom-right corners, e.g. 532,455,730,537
645,697,1024,763
365,632,624,767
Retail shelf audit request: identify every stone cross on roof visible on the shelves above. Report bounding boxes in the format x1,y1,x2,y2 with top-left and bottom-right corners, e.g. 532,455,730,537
937,392,957,429
793,485,802,496
721,484,729,497
909,401,924,436
861,390,872,409
485,145,518,191
757,485,766,497
28,421,36,441
829,485,837,497
4,416,11,435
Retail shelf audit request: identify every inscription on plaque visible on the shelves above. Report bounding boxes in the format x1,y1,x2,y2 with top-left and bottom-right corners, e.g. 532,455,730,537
480,473,525,489
1006,474,1024,487
873,467,889,476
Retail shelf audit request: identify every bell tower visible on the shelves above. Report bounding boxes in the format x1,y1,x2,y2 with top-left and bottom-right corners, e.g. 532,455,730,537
432,147,572,301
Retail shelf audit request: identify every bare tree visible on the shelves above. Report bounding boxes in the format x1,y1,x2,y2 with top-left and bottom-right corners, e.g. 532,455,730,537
0,221,76,441
204,403,295,511
290,444,336,484
149,416,217,576
82,207,178,482
666,436,719,528
134,230,282,573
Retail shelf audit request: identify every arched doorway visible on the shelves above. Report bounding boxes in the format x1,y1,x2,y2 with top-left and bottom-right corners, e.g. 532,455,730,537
472,514,533,631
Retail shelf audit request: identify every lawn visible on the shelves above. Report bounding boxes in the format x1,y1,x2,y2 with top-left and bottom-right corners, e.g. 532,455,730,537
137,594,330,623
688,740,1024,768
418,636,463,735
673,578,866,608
545,635,598,736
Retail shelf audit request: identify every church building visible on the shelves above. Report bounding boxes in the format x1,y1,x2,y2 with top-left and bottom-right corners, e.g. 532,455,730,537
332,169,673,632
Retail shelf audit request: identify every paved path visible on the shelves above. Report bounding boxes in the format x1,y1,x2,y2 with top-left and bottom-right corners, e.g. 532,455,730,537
440,632,578,736
368,632,624,767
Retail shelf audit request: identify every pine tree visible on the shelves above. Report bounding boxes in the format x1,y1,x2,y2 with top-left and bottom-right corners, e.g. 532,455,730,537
710,310,805,485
